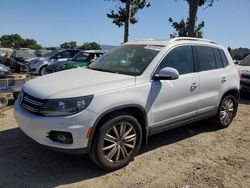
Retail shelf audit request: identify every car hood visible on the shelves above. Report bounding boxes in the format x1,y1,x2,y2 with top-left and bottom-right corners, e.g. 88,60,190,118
23,68,135,99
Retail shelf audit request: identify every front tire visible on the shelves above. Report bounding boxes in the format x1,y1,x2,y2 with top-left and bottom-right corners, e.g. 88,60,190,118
213,95,237,128
39,66,47,75
90,113,142,171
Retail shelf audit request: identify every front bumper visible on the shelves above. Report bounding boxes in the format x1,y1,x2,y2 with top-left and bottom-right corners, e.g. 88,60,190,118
14,101,98,151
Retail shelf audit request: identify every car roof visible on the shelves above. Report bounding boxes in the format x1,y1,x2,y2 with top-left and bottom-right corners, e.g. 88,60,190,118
125,37,222,48
83,50,106,53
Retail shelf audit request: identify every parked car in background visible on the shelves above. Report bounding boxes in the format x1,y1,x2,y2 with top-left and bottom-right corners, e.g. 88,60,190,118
0,48,13,65
46,50,105,74
237,54,250,93
0,64,11,78
15,37,239,170
9,48,36,72
35,49,51,57
29,49,80,75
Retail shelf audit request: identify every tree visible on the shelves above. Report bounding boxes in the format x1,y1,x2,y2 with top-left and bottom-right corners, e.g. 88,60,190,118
187,0,214,37
169,0,214,38
60,41,77,49
106,0,150,43
21,39,42,49
168,18,204,38
79,42,101,50
0,34,42,49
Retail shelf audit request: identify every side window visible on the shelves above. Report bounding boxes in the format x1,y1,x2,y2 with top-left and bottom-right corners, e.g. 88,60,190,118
61,51,72,58
213,48,223,68
219,50,229,67
158,46,194,75
70,50,79,57
196,46,216,71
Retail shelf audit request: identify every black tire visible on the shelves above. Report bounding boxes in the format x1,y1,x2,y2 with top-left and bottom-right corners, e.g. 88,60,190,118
0,96,8,109
39,66,47,76
90,113,142,171
212,95,238,128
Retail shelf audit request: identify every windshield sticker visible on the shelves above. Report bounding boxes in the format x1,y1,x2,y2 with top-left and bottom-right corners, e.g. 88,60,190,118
144,45,163,51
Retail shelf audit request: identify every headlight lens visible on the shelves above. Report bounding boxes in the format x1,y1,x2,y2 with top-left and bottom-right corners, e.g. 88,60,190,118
40,95,93,116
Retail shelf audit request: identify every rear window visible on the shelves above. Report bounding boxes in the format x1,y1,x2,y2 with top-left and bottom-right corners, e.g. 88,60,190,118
196,46,216,71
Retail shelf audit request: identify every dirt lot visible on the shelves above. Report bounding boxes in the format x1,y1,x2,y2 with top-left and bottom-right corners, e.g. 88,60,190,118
0,98,250,188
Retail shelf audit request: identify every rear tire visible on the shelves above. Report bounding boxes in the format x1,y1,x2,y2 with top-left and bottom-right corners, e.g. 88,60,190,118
90,113,142,171
212,95,237,128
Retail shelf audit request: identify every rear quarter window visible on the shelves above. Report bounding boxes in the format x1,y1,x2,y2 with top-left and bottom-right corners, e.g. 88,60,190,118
219,50,229,67
213,48,224,68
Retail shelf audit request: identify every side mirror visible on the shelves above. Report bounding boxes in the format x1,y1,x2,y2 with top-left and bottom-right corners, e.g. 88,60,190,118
233,60,241,65
154,67,179,80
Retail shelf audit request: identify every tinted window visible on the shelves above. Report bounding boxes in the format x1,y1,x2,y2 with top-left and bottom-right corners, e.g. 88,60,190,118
213,48,223,68
196,46,216,71
61,51,72,58
219,50,229,67
158,46,194,75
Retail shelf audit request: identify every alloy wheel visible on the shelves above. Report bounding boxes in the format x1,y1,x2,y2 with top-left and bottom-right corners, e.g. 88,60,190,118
220,97,235,126
102,121,137,163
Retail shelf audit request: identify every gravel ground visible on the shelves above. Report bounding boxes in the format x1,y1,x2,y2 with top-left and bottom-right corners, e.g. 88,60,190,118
0,98,250,188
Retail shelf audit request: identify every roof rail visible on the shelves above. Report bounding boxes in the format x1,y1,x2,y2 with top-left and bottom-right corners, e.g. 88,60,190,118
169,37,217,44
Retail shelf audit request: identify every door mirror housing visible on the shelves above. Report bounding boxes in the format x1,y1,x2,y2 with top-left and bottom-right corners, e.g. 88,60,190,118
154,67,180,80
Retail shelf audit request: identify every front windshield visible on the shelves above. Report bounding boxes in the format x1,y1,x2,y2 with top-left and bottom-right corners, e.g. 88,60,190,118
72,51,89,62
240,55,250,66
89,44,161,76
42,50,58,57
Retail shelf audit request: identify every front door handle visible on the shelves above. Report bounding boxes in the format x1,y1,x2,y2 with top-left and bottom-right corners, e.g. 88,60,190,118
190,82,198,91
221,77,227,83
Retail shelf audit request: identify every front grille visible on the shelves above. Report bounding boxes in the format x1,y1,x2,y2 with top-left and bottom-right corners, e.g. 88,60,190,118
21,92,46,114
242,74,250,79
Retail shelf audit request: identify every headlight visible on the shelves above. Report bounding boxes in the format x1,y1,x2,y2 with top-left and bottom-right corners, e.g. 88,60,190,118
40,95,93,116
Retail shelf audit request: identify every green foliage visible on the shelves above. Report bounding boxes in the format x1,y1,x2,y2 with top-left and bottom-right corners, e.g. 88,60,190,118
169,0,214,37
79,42,101,50
107,0,150,27
60,41,77,49
0,34,42,49
169,18,204,38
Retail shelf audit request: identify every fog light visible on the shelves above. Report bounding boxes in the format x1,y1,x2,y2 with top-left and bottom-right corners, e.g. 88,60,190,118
47,131,73,144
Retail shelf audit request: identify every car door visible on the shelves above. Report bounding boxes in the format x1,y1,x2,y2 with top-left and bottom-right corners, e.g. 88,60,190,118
150,45,199,133
194,46,228,118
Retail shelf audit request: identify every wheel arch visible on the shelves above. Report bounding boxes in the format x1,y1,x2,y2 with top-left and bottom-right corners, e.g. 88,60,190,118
218,88,240,117
87,104,149,151
220,88,240,103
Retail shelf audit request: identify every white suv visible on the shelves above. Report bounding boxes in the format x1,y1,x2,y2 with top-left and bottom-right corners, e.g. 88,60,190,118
15,37,240,170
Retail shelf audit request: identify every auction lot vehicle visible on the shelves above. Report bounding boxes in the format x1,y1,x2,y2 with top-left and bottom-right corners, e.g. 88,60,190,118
46,50,105,74
237,54,250,93
15,37,240,170
29,49,80,75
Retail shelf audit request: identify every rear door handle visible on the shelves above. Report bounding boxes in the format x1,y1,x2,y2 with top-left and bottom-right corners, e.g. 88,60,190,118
221,77,227,83
190,82,198,91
